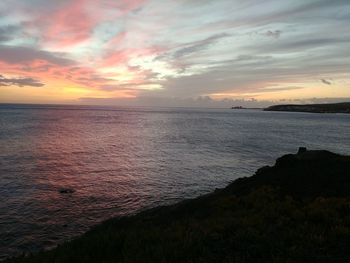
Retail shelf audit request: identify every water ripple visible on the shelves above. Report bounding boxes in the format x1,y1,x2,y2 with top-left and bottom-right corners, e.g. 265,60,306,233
0,105,349,260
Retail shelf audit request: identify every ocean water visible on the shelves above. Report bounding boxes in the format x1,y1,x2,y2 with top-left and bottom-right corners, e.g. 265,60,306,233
0,104,349,260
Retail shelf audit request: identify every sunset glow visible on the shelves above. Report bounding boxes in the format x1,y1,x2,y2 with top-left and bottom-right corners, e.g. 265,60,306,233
0,0,349,106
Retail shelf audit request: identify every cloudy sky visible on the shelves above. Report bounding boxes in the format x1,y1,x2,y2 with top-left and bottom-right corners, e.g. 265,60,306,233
0,0,349,107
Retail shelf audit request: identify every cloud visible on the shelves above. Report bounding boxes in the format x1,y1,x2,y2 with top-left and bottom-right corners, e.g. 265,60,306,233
0,45,75,65
257,86,304,93
34,0,148,48
39,0,99,47
0,74,44,87
0,0,350,104
78,95,271,108
264,30,282,39
245,37,349,55
0,25,20,42
321,79,332,85
172,33,230,59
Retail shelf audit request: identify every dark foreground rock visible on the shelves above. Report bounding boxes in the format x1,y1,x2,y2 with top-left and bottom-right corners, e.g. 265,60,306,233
264,102,350,113
6,149,350,263
224,148,350,198
59,188,75,194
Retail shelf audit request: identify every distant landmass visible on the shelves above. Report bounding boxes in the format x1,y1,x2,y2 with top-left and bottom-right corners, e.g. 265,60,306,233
231,106,261,110
264,102,350,113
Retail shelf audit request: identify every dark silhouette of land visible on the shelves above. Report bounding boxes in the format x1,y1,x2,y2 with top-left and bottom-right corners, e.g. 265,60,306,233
264,102,350,113
7,148,350,263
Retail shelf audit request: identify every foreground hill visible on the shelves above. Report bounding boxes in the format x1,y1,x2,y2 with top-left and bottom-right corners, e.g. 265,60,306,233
7,148,350,263
264,102,350,113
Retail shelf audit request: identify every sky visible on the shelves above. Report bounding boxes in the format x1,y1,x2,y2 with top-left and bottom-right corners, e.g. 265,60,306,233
0,0,349,107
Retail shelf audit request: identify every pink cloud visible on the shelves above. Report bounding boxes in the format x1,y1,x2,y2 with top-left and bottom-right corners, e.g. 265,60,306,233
101,46,164,67
101,49,132,67
0,51,158,92
0,55,103,89
41,0,97,47
37,0,147,48
105,31,127,48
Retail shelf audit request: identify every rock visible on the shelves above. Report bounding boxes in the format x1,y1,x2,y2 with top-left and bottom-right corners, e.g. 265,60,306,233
59,188,75,194
224,148,350,198
297,147,307,154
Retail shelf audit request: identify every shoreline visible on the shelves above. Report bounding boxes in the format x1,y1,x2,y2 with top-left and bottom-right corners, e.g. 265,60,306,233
6,148,350,262
264,102,350,114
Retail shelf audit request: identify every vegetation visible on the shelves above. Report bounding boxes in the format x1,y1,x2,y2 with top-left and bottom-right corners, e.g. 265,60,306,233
7,149,350,263
264,102,350,113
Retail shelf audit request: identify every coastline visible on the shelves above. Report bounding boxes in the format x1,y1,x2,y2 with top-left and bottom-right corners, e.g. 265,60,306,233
6,148,350,263
264,102,350,114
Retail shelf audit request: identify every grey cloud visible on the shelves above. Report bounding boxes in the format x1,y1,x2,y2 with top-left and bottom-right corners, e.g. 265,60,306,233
78,96,271,108
0,45,75,65
258,86,304,93
264,30,282,39
0,25,20,42
321,79,332,85
246,37,350,54
0,74,44,87
0,36,8,42
216,55,274,66
282,38,348,50
173,33,230,58
0,0,69,13
204,1,350,33
156,33,230,62
151,44,350,98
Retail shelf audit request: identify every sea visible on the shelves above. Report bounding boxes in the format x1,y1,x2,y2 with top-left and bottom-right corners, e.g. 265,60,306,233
0,104,349,260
